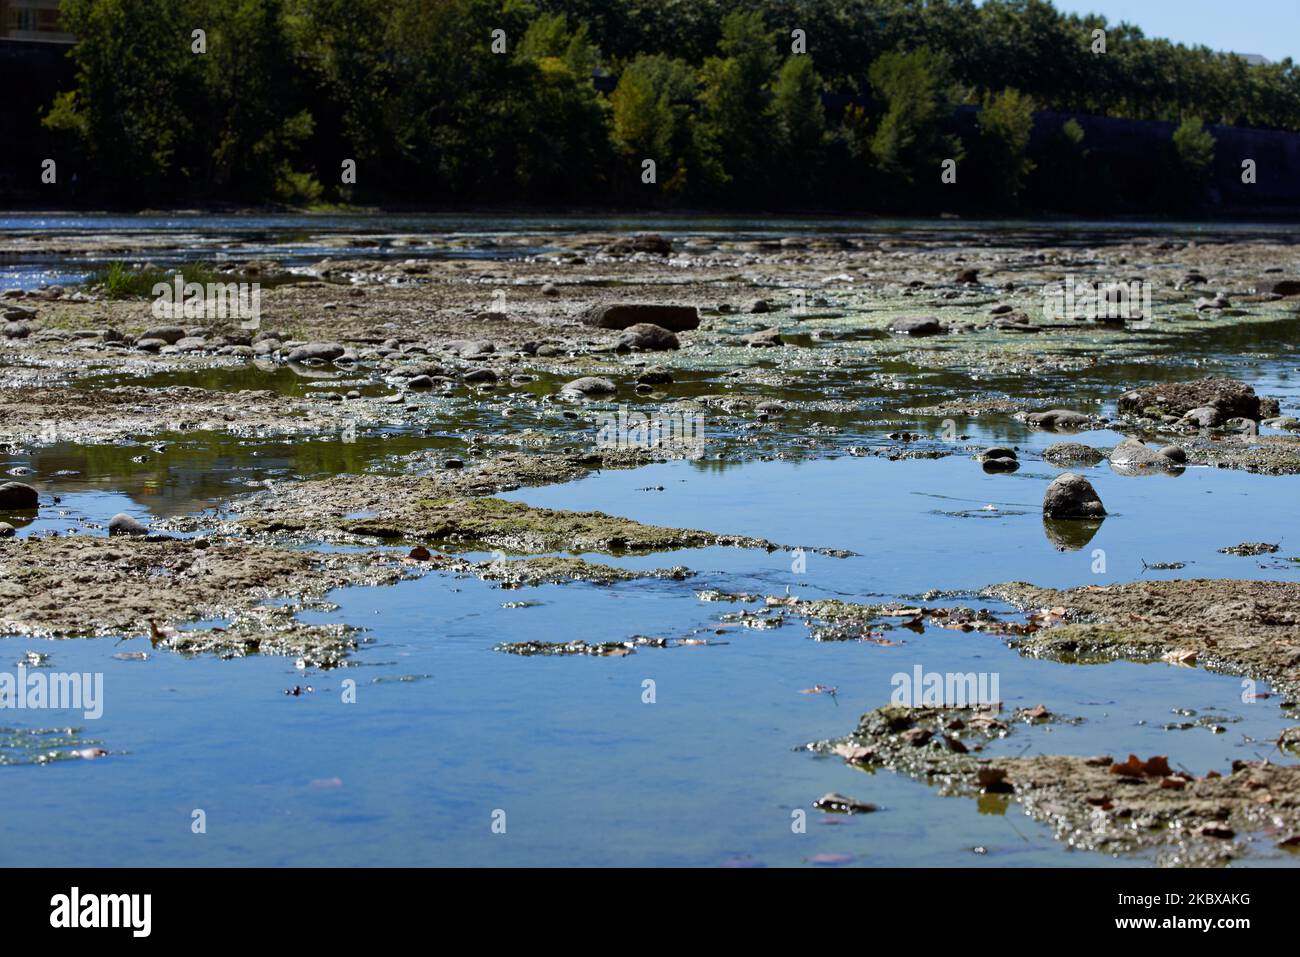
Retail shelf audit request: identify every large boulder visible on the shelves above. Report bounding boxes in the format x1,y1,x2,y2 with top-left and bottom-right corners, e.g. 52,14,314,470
1258,278,1300,297
1043,442,1106,468
1109,438,1184,474
0,482,39,509
615,323,680,352
604,234,673,256
286,341,346,363
139,325,186,344
108,513,149,536
1118,377,1268,421
1042,473,1106,519
560,376,617,397
886,317,946,337
1025,409,1093,431
580,304,699,332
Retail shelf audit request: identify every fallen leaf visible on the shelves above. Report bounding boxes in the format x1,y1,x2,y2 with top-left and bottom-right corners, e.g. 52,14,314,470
831,743,874,764
1109,754,1172,778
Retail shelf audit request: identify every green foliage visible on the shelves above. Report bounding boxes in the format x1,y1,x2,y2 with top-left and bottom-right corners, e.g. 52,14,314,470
772,56,827,190
695,11,779,198
868,48,963,186
43,0,201,197
39,0,1299,211
1172,116,1217,182
974,88,1036,204
610,54,699,195
83,261,230,299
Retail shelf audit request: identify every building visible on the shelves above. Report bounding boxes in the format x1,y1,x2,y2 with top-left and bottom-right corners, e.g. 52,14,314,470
0,0,73,43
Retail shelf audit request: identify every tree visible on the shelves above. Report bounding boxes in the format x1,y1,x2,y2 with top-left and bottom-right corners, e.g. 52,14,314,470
868,47,963,187
610,54,699,196
695,10,779,198
43,0,202,200
975,87,1036,204
771,55,827,192
1172,116,1216,183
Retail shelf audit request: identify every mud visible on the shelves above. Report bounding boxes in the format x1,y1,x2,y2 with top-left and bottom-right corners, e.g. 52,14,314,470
183,473,821,554
816,702,1300,866
985,579,1300,698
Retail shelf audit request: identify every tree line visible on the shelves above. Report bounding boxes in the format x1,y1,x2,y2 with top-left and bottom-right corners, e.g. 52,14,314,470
40,0,1295,211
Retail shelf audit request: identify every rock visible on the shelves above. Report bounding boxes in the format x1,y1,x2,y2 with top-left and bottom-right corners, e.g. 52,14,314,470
580,303,699,332
1258,278,1300,297
407,375,434,389
1195,295,1230,311
534,344,560,357
989,304,1013,315
982,456,1019,473
1043,442,1106,467
1110,438,1183,473
561,376,617,396
636,367,674,386
1043,473,1106,519
174,336,207,351
135,338,167,352
287,341,346,363
140,325,186,344
0,522,13,537
1157,444,1187,464
615,323,680,352
887,317,946,337
1181,406,1221,428
252,338,280,355
0,482,38,509
108,513,149,536
1118,377,1268,420
3,304,37,321
463,368,499,384
1259,397,1281,418
813,792,877,814
955,268,979,284
2,322,31,339
741,327,783,347
540,282,560,297
604,234,672,256
980,447,1018,461
1263,415,1300,432
1026,409,1092,431
745,298,771,314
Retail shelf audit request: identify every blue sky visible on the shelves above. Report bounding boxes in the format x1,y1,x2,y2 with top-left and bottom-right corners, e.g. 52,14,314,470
1047,1,1299,63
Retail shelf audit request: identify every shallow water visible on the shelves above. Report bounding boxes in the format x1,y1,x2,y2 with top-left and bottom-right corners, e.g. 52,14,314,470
2,451,1298,866
4,211,1300,291
3,216,1300,867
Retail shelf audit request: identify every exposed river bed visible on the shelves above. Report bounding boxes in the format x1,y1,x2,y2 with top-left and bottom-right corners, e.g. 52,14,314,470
2,214,1299,867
